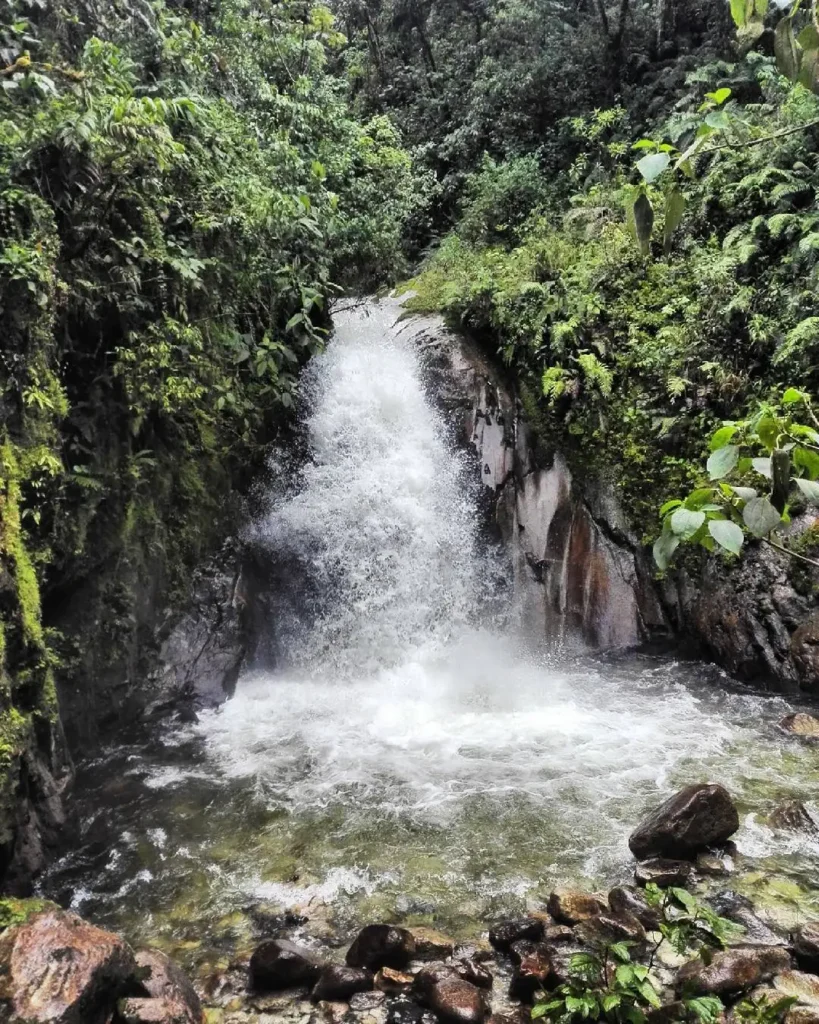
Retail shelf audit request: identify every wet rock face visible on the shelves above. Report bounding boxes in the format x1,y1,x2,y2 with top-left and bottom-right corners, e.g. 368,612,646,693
118,995,201,1024
249,939,322,991
346,926,417,971
629,784,739,860
708,892,787,948
574,911,646,947
508,944,552,1003
0,908,137,1024
793,922,819,973
676,946,792,995
129,948,203,1024
312,966,373,1002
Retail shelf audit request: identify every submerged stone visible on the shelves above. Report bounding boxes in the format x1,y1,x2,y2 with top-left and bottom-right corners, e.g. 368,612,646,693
455,960,492,991
312,965,373,1002
778,714,819,742
708,891,786,948
0,907,136,1024
249,938,323,991
347,925,416,971
629,784,739,860
411,927,455,961
675,946,791,995
769,800,819,835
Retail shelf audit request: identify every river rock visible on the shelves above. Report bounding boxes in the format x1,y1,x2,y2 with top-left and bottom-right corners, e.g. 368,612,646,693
312,965,374,1002
411,928,456,961
508,945,552,1002
769,800,819,835
793,922,819,973
249,938,323,991
488,918,544,952
608,886,661,930
347,926,417,971
376,968,415,993
779,714,819,741
546,890,605,925
131,949,203,1023
0,907,137,1024
634,857,693,888
455,961,493,991
117,996,201,1024
629,784,740,860
709,892,786,948
676,947,791,995
787,1009,819,1024
574,911,646,946
773,970,819,1006
413,968,487,1024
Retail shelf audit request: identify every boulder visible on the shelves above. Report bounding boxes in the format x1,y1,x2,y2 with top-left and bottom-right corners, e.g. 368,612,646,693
376,967,415,994
769,801,819,836
411,927,455,961
347,925,416,971
117,997,200,1024
708,892,786,948
542,941,585,987
773,970,819,1006
787,1009,819,1024
488,919,544,952
542,925,575,943
634,858,693,888
0,907,137,1024
508,945,552,1003
574,912,646,947
676,947,791,996
608,887,661,930
249,939,322,991
793,922,819,973
546,891,605,926
312,965,373,1002
455,961,492,991
629,784,739,860
133,949,202,1024
778,714,819,742
412,968,487,1024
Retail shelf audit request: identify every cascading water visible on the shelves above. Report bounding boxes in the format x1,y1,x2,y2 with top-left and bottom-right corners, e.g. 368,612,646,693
41,299,819,965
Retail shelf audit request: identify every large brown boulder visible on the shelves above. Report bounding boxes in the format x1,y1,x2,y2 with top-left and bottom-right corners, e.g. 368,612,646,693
676,947,791,996
311,965,373,1002
412,966,488,1024
629,784,739,860
0,907,137,1024
546,890,605,925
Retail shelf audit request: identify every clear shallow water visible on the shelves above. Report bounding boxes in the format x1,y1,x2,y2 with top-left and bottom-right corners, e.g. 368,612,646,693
40,300,819,969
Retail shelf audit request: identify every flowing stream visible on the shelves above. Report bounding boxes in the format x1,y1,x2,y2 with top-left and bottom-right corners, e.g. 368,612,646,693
41,301,819,973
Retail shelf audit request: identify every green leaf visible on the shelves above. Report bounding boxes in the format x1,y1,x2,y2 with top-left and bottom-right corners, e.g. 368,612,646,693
671,507,706,538
731,486,758,500
709,519,744,556
653,529,679,571
706,87,732,105
756,415,780,450
602,994,621,1012
638,982,661,1009
687,997,725,1024
782,387,809,404
796,478,819,503
615,964,635,987
707,444,739,480
705,110,730,130
730,0,749,26
664,189,685,253
752,457,772,479
531,1005,550,1019
632,139,657,151
743,496,783,536
710,425,738,450
775,18,800,82
685,487,719,510
636,152,671,183
633,193,654,256
795,447,819,480
660,499,683,517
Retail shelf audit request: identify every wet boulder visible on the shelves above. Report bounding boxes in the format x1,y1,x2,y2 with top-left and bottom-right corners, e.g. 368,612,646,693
249,938,322,991
508,945,552,1003
411,927,456,961
488,918,544,952
779,714,819,742
546,890,605,926
634,858,693,888
126,949,203,1024
769,801,819,836
773,970,819,1007
412,967,488,1024
455,961,493,991
793,922,819,973
629,784,739,860
574,911,646,947
608,886,661,930
0,907,137,1024
347,925,416,971
708,892,786,948
312,965,373,1002
376,967,415,994
676,946,791,996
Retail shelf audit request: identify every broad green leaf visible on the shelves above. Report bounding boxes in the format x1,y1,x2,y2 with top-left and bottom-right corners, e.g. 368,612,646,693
730,0,749,26
632,139,657,151
799,46,819,91
705,110,730,130
664,189,685,253
653,529,680,571
685,488,719,510
707,444,739,480
659,499,683,517
782,387,809,404
639,982,661,1009
706,88,732,105
671,507,706,538
743,496,782,536
636,152,670,183
756,414,780,450
633,193,654,256
710,425,737,450
731,486,758,500
775,18,800,82
752,457,772,478
794,446,819,480
709,519,744,556
602,994,621,1012
796,477,819,503
531,1004,549,1019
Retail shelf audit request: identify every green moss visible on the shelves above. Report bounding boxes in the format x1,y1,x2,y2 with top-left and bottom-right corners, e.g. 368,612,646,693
0,897,57,931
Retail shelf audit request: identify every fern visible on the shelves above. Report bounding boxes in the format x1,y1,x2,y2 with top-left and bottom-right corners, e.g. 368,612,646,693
577,352,613,397
774,317,819,365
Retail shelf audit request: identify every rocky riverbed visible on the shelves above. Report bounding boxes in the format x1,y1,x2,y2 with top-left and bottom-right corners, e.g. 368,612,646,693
7,772,819,1024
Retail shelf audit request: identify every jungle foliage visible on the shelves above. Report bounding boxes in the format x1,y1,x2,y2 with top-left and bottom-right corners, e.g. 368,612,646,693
0,0,422,761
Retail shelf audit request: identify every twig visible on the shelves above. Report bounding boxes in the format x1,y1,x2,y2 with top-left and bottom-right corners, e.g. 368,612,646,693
763,536,819,569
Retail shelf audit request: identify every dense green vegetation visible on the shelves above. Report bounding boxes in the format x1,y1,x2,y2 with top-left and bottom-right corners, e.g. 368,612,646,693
0,0,423,814
360,0,819,569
